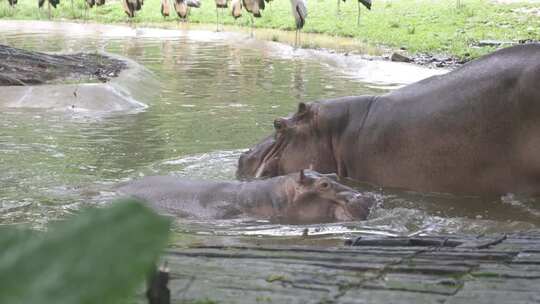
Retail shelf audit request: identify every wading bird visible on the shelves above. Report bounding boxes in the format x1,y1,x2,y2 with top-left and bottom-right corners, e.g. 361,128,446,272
6,0,17,14
161,0,170,17
85,0,95,19
174,0,189,21
242,0,264,36
215,0,227,31
337,0,370,21
174,0,189,20
174,0,199,21
38,0,60,19
355,0,371,25
187,0,200,7
290,0,307,47
83,0,104,19
122,0,143,19
231,0,242,19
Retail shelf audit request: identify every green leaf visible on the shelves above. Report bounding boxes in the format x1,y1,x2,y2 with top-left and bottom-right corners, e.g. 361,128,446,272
0,199,171,304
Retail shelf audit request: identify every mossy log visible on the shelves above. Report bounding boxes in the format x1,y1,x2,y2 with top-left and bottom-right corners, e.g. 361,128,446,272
160,231,540,303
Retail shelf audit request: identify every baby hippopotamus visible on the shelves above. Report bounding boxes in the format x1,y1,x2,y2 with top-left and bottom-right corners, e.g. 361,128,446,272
116,170,373,224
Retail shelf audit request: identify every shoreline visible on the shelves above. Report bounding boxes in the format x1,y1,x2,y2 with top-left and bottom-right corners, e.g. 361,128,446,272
2,0,538,64
124,20,471,69
2,17,470,69
0,19,450,87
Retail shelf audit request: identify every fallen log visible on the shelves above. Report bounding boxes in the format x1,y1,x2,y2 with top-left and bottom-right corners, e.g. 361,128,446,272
0,44,126,86
159,231,540,303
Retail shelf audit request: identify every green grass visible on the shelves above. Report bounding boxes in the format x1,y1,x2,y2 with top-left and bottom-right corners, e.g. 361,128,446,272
1,0,539,59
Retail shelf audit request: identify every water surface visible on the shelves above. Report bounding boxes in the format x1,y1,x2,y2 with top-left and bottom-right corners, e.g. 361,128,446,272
1,21,538,247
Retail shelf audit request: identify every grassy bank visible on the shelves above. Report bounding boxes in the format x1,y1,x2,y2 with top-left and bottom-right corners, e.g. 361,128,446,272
1,0,539,58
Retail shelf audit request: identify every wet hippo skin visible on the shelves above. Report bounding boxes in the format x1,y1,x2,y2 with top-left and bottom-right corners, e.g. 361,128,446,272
238,44,540,196
116,170,373,224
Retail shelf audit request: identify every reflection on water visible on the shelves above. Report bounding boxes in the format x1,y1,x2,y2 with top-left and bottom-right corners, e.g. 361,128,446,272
0,22,539,245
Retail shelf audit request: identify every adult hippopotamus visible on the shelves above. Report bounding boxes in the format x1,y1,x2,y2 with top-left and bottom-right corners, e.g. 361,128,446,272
116,170,373,224
238,44,540,196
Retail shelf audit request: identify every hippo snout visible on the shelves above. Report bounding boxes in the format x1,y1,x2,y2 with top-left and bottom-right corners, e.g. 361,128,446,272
336,191,374,220
237,152,249,178
237,135,277,179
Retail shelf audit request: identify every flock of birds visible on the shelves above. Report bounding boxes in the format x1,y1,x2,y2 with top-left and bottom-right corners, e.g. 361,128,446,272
4,0,372,46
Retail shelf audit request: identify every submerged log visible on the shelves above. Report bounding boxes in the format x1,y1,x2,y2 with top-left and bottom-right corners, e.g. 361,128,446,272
0,44,126,86
160,231,540,303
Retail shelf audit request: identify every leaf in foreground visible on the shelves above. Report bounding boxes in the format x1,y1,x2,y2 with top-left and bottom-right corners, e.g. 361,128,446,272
0,199,171,304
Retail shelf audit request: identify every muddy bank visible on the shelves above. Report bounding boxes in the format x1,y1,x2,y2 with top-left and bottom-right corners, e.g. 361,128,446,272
0,44,126,86
387,39,540,69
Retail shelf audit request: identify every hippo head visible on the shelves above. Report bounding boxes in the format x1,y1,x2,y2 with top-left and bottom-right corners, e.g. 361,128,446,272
278,169,372,224
238,101,345,179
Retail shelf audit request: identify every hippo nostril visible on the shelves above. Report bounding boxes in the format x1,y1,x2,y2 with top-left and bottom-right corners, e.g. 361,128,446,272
350,193,362,201
337,191,357,202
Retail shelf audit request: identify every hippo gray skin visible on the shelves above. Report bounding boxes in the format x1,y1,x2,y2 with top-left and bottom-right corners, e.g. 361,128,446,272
237,44,540,196
116,170,373,224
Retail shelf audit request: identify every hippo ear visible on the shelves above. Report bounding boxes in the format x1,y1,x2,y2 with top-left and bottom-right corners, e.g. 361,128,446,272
297,102,309,116
298,169,306,183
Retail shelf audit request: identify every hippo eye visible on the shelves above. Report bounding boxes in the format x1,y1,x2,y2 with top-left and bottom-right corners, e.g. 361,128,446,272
319,181,330,190
273,119,283,131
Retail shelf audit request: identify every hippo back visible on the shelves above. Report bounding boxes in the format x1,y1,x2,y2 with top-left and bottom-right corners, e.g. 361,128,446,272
351,44,540,194
116,176,245,219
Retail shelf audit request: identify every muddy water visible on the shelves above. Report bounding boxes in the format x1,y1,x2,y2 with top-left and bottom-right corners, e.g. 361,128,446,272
0,21,538,247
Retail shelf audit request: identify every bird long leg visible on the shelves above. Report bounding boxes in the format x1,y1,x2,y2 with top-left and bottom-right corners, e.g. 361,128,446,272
295,29,298,48
219,8,223,31
215,7,219,31
250,14,254,37
221,8,225,31
357,2,361,26
220,8,224,31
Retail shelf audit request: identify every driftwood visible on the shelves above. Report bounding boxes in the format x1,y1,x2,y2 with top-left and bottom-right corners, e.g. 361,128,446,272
158,231,540,303
0,44,126,86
